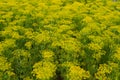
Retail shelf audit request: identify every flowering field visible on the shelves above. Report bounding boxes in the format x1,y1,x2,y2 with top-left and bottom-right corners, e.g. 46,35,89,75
0,0,120,80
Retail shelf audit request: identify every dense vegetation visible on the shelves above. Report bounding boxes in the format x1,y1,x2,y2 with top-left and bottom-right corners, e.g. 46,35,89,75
0,0,120,80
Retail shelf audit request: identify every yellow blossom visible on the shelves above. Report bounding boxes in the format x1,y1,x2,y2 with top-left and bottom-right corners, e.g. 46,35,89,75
113,48,120,61
32,61,56,80
41,50,54,58
67,65,90,80
25,41,32,50
0,56,11,71
95,64,112,80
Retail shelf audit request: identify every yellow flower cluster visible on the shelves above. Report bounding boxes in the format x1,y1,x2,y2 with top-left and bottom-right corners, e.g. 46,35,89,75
92,51,106,61
2,39,16,48
12,49,30,58
95,64,112,80
0,56,14,78
34,31,50,44
60,38,80,52
0,56,11,71
0,0,120,79
25,41,32,50
67,65,90,80
41,50,54,59
88,43,102,51
32,61,56,80
113,48,120,61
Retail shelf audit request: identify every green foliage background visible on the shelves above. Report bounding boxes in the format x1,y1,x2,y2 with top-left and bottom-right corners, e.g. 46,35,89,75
0,0,120,80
